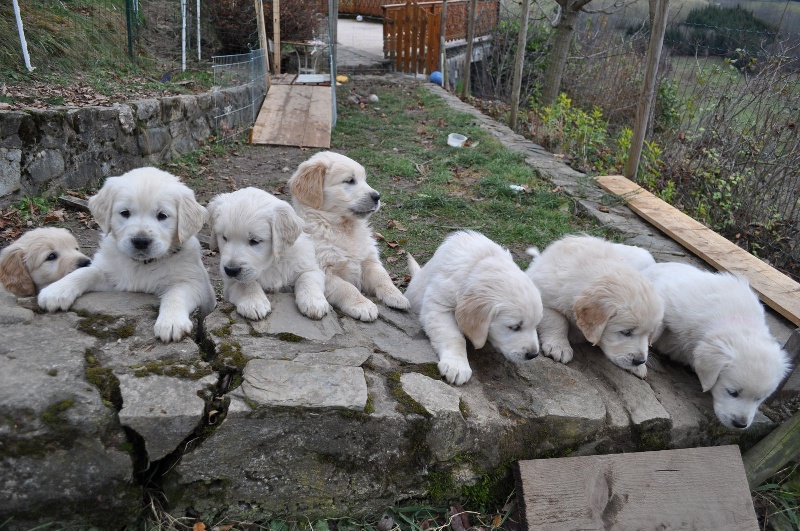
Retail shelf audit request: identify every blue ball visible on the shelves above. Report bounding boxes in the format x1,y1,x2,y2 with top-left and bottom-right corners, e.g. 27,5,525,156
429,71,443,86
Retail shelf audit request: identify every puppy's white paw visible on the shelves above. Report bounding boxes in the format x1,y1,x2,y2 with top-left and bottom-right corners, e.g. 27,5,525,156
37,283,80,312
629,364,647,379
236,297,272,321
438,358,472,386
296,293,329,320
541,341,574,364
343,299,379,322
154,312,193,343
377,287,410,311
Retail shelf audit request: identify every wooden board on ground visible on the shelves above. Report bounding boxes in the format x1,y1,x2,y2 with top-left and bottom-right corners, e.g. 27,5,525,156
597,174,800,327
251,84,331,148
271,73,297,85
516,445,759,530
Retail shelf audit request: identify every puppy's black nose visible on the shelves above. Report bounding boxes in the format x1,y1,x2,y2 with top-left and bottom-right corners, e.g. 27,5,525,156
732,419,748,429
632,357,647,366
370,191,381,202
525,350,539,360
131,237,151,250
77,258,91,268
224,265,241,278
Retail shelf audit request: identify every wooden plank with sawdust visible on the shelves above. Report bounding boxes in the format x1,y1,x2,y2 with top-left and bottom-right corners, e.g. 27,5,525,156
597,174,800,326
516,445,759,530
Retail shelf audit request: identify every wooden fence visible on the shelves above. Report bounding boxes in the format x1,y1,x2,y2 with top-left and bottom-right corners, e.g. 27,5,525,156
339,0,388,17
382,0,499,74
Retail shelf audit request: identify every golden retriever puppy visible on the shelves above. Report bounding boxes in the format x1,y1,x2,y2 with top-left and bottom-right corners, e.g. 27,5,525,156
0,227,91,296
207,188,329,320
288,151,409,322
526,235,663,378
643,262,790,429
406,231,543,385
38,167,215,343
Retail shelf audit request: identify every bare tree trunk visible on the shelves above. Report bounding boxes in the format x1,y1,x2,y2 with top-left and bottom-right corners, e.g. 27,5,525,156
439,0,448,90
509,0,531,129
540,7,580,107
460,0,478,98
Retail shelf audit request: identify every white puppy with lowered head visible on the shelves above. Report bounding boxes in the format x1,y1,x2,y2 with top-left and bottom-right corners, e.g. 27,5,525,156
288,151,409,322
37,167,215,343
643,262,790,429
1,227,91,296
207,187,329,320
526,235,663,378
406,231,543,385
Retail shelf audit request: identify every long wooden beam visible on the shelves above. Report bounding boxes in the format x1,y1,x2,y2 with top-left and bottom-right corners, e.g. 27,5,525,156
596,174,800,326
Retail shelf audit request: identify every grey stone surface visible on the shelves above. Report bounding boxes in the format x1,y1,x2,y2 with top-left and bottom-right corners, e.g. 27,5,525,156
0,147,21,196
401,372,462,415
250,294,342,340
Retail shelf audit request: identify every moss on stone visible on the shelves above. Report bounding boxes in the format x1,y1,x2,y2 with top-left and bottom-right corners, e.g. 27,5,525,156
275,332,304,343
427,470,458,503
46,368,58,377
131,359,213,380
76,312,135,340
84,349,122,410
211,324,232,337
40,399,75,427
417,363,441,380
459,398,471,418
387,371,429,417
364,393,375,414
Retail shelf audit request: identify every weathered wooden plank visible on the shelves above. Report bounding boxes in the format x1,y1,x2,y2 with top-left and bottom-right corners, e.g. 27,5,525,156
743,410,800,489
271,73,297,85
251,84,293,144
302,86,332,149
251,85,331,148
597,174,800,326
516,445,759,530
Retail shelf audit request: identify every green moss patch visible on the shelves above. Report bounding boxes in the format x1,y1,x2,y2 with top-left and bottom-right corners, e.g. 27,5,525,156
84,349,122,409
131,359,213,380
40,398,75,427
387,371,429,417
77,312,135,340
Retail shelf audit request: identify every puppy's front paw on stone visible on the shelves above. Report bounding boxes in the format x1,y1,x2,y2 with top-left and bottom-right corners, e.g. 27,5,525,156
376,287,410,310
438,358,472,386
37,285,78,312
541,341,574,364
297,295,329,320
344,299,379,322
629,364,647,379
154,313,193,343
237,297,271,321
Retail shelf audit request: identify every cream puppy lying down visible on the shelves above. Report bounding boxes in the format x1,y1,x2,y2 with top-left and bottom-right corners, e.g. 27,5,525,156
38,167,215,343
526,235,663,378
207,187,329,320
288,151,409,322
406,231,543,385
643,262,790,429
0,227,91,296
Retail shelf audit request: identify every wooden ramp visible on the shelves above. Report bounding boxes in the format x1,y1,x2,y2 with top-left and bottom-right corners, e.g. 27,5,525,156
597,174,800,327
250,83,332,148
516,445,759,530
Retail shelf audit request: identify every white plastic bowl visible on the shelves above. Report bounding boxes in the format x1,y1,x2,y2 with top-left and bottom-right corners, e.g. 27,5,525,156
447,133,467,147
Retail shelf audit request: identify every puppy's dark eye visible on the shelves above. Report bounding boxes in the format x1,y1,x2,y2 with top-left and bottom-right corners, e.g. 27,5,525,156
221,236,228,243
120,209,130,218
249,239,261,246
727,389,740,398
508,323,521,332
157,212,168,221
345,177,355,185
620,329,633,337
46,252,58,261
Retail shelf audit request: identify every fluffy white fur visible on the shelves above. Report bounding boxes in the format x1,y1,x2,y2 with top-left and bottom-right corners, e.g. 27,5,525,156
643,262,790,429
207,187,329,320
406,231,544,385
288,151,409,322
526,235,663,378
0,227,91,296
37,167,215,343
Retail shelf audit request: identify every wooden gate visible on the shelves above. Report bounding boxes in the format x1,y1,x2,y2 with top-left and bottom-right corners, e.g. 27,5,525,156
383,2,440,75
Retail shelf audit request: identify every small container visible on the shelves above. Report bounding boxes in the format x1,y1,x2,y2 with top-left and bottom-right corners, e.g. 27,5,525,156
447,133,467,147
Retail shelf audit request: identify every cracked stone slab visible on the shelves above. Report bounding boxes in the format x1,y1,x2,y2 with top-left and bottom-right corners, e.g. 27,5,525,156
249,293,342,340
118,373,218,461
400,372,462,415
0,290,34,324
356,317,438,364
293,347,372,367
241,359,368,410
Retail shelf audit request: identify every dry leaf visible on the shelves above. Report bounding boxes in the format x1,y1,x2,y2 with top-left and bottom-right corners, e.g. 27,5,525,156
387,219,407,231
193,522,206,531
492,514,503,527
597,205,610,213
449,504,470,531
374,232,386,241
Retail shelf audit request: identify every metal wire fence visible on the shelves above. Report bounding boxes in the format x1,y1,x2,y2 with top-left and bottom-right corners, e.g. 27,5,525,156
212,48,268,141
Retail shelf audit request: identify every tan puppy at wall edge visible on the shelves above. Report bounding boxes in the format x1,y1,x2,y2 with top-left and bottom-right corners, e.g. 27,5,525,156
406,231,544,385
37,167,216,343
643,262,791,429
288,151,409,322
526,235,663,378
0,227,92,296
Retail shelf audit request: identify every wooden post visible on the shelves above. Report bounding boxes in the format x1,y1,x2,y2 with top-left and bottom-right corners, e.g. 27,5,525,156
743,411,800,489
254,0,271,79
273,0,281,75
439,0,448,89
509,0,531,130
460,0,477,97
624,0,670,181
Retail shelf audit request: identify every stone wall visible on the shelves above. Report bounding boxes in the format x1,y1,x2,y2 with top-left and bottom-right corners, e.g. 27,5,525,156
0,86,260,200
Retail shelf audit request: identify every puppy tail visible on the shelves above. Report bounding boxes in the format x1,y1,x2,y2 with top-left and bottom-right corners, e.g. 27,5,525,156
525,247,540,273
406,252,421,278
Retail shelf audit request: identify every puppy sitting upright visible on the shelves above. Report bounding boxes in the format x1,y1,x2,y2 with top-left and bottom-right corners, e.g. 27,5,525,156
38,167,215,343
643,262,790,429
288,151,409,321
406,231,543,385
526,235,663,378
0,227,91,296
207,188,329,320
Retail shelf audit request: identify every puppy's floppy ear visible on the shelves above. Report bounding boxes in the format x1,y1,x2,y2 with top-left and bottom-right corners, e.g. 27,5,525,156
574,290,613,345
455,284,496,349
693,338,733,392
271,202,304,257
176,188,208,243
0,245,36,296
289,159,326,209
206,195,221,251
88,177,120,234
